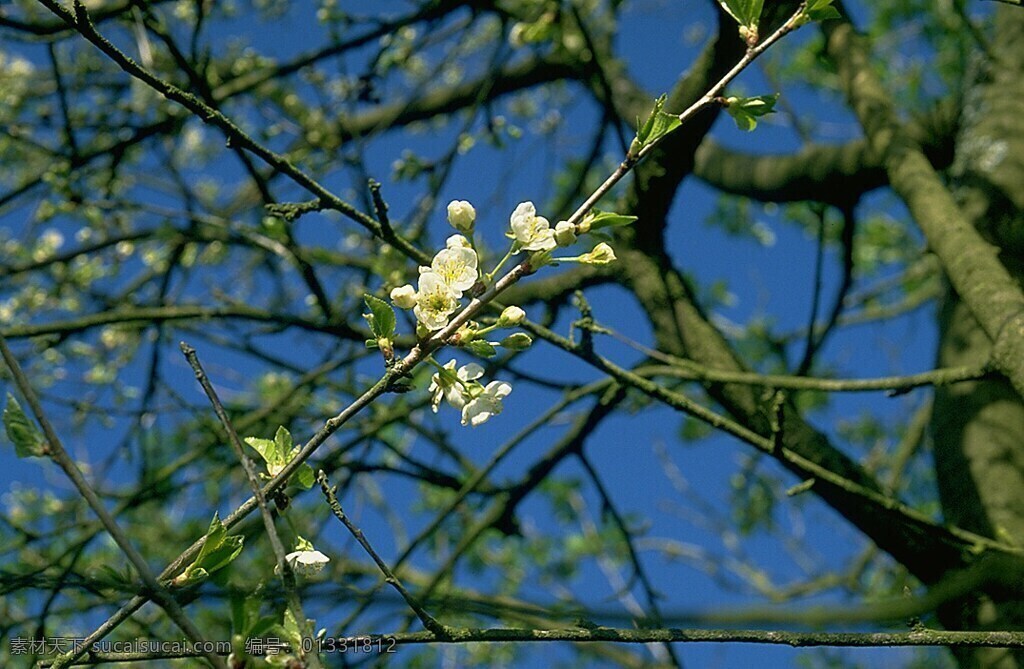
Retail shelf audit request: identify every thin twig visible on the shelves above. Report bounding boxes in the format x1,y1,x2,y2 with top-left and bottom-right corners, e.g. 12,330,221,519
798,205,829,375
180,342,324,669
368,179,397,242
317,470,449,638
597,326,992,393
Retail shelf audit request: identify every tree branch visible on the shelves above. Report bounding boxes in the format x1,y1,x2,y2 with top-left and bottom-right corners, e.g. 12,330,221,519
823,6,1024,401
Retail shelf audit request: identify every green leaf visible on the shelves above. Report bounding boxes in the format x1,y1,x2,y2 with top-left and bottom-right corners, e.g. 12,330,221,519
802,0,841,22
728,109,756,131
230,590,252,635
291,463,315,490
178,513,244,584
363,294,396,339
244,436,280,465
273,426,292,461
245,426,293,469
633,95,682,152
194,513,229,566
436,366,459,386
646,112,682,148
499,333,533,351
281,608,304,648
635,94,664,145
718,0,763,28
3,394,46,458
584,210,638,231
464,340,497,357
679,415,713,442
725,94,779,131
197,534,244,574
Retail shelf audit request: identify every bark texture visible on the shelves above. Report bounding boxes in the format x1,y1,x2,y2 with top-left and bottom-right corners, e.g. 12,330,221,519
932,7,1024,668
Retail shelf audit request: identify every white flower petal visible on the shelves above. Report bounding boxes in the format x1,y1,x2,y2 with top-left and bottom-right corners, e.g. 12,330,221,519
430,246,479,295
282,550,330,577
484,380,512,401
460,380,512,426
414,272,460,330
509,202,556,251
428,360,458,412
458,363,484,381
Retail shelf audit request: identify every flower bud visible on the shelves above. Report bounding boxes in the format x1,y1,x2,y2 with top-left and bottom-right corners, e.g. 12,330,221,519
739,24,759,47
500,333,533,351
390,284,417,309
526,248,553,271
578,242,616,265
497,305,526,327
446,234,472,249
554,220,576,247
453,324,478,344
446,200,476,232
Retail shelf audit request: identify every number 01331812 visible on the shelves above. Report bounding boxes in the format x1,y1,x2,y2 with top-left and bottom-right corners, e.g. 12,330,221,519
312,636,398,654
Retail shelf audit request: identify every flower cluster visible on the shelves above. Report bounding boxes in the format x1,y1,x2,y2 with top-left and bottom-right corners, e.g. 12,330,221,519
379,199,632,427
391,234,479,332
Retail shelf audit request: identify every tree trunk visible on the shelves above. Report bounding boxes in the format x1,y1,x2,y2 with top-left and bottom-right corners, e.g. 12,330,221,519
932,8,1024,667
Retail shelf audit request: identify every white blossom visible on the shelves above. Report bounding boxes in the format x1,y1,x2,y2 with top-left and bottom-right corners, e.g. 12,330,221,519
33,229,65,261
278,550,330,577
41,229,64,250
510,201,556,252
429,360,483,412
390,284,417,309
425,246,478,296
413,272,460,330
462,381,512,427
446,200,476,232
